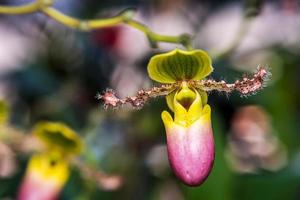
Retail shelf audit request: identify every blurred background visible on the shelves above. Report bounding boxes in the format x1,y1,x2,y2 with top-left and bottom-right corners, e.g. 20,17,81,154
0,0,300,199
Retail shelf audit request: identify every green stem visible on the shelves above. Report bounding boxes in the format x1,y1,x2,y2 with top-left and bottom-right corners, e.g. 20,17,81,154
42,7,81,29
0,2,194,49
126,20,192,48
0,1,41,14
42,7,127,31
125,20,180,43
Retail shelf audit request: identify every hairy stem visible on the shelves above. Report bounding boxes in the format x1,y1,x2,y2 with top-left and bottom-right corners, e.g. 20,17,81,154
97,84,178,109
98,67,270,109
191,67,270,96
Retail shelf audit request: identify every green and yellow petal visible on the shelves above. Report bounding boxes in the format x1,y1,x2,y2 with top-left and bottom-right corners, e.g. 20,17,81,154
147,49,213,83
33,121,83,155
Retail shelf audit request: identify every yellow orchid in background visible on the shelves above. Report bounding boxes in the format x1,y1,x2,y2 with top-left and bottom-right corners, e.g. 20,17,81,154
99,48,269,186
18,152,69,200
18,122,83,200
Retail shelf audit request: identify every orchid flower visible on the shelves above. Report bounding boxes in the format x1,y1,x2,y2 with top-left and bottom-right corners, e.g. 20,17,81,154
18,122,83,200
99,49,269,186
148,49,214,186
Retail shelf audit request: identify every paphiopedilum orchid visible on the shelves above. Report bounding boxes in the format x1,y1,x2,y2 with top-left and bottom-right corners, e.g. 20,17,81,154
148,49,214,186
98,49,269,186
18,122,83,200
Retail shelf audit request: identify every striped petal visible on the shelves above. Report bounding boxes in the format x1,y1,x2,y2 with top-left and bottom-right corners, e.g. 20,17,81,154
147,49,213,83
33,122,83,155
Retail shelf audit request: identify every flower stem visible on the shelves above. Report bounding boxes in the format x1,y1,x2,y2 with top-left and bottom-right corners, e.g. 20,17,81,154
0,1,193,49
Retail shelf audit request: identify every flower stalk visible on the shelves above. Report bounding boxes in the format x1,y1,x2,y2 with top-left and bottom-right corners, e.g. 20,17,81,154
0,1,192,49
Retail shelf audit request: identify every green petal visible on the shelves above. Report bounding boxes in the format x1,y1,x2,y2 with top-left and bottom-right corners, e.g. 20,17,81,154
33,121,83,155
147,49,213,83
166,90,176,111
198,90,208,106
